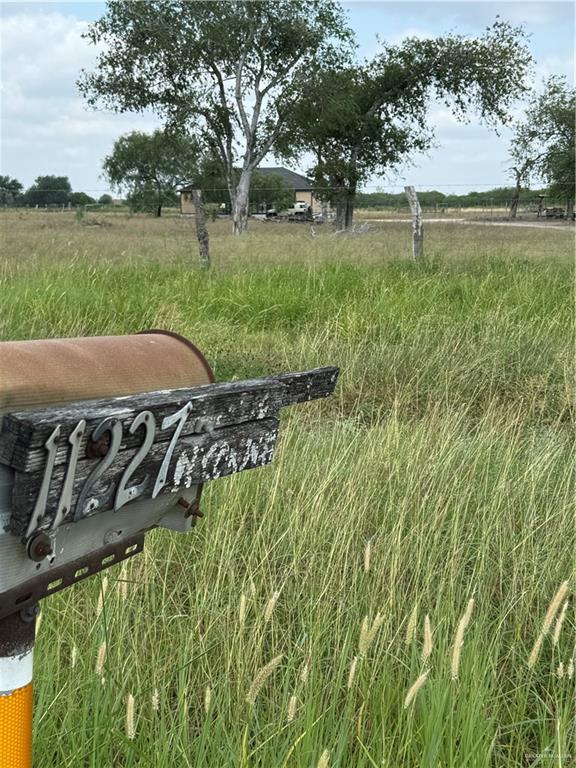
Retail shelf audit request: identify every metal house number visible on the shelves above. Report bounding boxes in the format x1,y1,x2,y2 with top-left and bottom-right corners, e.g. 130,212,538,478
25,402,211,538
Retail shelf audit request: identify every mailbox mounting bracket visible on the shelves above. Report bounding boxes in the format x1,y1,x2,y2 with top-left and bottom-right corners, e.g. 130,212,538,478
0,533,144,622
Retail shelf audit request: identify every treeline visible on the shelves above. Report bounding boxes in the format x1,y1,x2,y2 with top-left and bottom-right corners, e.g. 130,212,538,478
354,186,550,209
0,175,114,208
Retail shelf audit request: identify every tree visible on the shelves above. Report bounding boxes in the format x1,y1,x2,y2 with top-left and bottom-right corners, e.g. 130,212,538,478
98,193,113,205
102,130,199,217
0,176,23,206
250,172,293,213
510,77,575,218
25,176,72,206
78,0,352,233
69,192,96,206
278,22,532,229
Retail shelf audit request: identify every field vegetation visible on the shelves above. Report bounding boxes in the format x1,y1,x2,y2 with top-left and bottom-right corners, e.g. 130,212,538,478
1,211,574,767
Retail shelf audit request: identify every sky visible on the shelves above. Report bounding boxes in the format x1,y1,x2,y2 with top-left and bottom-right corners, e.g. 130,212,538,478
1,0,574,196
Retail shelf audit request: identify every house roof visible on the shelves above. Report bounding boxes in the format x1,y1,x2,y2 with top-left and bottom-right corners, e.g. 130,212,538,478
255,167,312,190
179,166,312,194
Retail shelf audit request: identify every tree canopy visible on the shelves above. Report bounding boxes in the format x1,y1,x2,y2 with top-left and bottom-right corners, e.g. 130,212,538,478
79,0,352,232
510,77,575,215
69,192,96,206
103,129,199,216
278,22,532,228
25,176,72,207
0,176,24,206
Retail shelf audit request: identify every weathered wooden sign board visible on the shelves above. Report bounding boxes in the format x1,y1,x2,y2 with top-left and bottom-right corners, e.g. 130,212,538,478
0,367,338,618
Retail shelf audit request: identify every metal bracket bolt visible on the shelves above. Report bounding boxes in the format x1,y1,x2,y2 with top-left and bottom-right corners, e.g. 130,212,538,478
177,497,204,525
27,532,54,562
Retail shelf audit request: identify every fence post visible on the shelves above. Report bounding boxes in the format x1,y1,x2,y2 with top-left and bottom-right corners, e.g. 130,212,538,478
0,609,36,767
191,189,210,269
404,186,424,261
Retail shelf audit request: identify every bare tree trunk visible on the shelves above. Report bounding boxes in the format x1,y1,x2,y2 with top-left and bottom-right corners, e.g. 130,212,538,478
321,200,329,223
404,186,424,261
334,185,355,231
566,199,574,220
191,189,210,268
232,167,253,234
155,204,162,218
334,198,347,230
509,182,521,220
345,185,355,229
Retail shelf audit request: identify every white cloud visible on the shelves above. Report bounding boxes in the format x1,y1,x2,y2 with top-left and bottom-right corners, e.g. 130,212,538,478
1,4,573,194
385,26,436,46
0,11,161,192
537,54,575,83
2,12,93,95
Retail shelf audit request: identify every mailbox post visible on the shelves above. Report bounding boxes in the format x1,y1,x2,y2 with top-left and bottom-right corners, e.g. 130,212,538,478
0,332,338,765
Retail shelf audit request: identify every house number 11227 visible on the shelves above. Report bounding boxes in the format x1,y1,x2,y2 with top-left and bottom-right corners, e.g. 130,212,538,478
25,403,202,539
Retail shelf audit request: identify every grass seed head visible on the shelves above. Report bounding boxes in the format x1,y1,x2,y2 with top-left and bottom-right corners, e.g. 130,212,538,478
541,581,570,637
359,613,383,657
405,605,418,646
451,598,475,680
151,688,159,712
356,702,365,739
239,593,247,628
567,658,574,679
264,591,280,623
204,685,212,714
404,670,430,708
552,600,569,645
422,614,433,665
95,642,107,677
364,539,372,573
358,615,370,656
528,634,544,669
71,645,78,670
463,597,475,627
287,694,297,723
245,655,283,706
317,749,330,768
347,655,359,689
556,661,565,678
367,612,384,649
126,693,136,740
96,576,109,618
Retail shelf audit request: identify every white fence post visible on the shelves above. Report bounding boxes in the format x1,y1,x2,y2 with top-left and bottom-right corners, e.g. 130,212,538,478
404,186,424,261
191,189,210,269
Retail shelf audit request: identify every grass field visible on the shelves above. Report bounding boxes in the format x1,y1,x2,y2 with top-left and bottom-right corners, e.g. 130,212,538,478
1,210,574,767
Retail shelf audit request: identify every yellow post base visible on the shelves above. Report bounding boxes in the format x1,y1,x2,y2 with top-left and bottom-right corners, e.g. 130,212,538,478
0,683,33,768
0,610,36,768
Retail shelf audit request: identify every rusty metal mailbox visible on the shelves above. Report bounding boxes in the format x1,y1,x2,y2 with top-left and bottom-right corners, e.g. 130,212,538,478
0,331,338,765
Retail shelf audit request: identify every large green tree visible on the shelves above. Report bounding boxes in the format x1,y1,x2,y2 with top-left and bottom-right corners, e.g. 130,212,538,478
278,22,532,229
25,176,72,207
78,0,352,234
0,176,23,206
69,192,96,206
250,172,294,214
103,129,199,217
509,77,575,218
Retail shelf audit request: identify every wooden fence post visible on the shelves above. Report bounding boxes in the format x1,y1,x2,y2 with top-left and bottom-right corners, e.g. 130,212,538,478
191,189,210,269
404,186,423,261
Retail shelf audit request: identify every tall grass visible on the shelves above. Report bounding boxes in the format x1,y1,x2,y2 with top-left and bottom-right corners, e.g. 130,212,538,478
1,211,573,766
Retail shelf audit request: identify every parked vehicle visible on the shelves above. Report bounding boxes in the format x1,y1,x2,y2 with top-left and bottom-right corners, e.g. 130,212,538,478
544,207,566,219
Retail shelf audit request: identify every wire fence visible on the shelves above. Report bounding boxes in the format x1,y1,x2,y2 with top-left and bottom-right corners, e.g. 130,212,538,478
2,187,573,223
